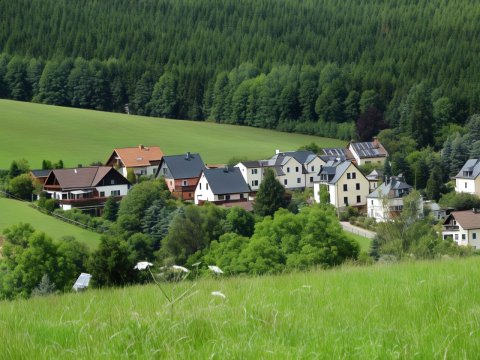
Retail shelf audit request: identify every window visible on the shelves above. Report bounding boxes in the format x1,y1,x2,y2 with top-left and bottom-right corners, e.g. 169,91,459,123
199,183,202,190
252,169,258,175
344,197,348,205
62,193,68,199
295,166,299,172
183,180,187,186
252,180,258,186
455,234,458,240
111,190,120,196
240,194,245,199
343,184,348,191
310,177,313,182
189,193,192,198
111,179,115,185
152,167,157,174
465,182,468,188
357,195,361,203
163,168,167,175
287,167,290,173
473,233,477,240
462,234,466,240
226,195,231,200
206,183,209,190
356,183,360,190
352,172,356,179
297,178,301,184
140,169,147,175
284,179,288,185
371,200,373,205
311,166,314,172
100,191,105,197
347,173,351,179
218,195,225,200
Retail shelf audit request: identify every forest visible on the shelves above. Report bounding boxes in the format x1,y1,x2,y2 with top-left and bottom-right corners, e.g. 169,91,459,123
1,0,480,142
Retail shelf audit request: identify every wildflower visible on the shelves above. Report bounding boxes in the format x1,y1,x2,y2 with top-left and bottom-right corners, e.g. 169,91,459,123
208,265,224,274
172,265,189,273
211,291,226,299
192,262,201,267
134,261,153,270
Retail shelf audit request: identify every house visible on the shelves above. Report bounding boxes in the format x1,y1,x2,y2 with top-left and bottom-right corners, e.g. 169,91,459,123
321,148,354,162
348,138,388,165
105,145,163,179
43,166,130,213
155,152,206,201
195,167,250,206
454,158,480,196
30,169,52,186
236,150,324,191
366,175,419,222
424,200,449,221
366,169,384,192
442,210,480,248
313,160,369,209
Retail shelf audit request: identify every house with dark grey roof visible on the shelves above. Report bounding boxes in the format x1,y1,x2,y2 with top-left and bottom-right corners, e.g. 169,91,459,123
348,138,388,165
235,150,325,191
313,160,369,209
155,152,206,201
195,167,250,206
454,158,480,196
30,169,52,186
43,166,130,213
366,175,419,222
443,210,480,248
366,169,384,192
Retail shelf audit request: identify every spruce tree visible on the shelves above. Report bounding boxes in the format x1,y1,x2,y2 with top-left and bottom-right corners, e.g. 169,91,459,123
253,168,286,217
103,196,119,222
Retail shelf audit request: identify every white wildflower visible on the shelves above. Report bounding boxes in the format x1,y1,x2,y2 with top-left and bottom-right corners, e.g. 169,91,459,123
208,265,224,274
211,291,226,299
134,261,153,270
171,265,189,273
192,262,201,267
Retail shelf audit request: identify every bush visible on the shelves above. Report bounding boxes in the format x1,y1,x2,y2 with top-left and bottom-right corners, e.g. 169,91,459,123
44,199,57,212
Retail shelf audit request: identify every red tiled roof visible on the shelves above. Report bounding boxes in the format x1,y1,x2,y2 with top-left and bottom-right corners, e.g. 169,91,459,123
110,145,163,168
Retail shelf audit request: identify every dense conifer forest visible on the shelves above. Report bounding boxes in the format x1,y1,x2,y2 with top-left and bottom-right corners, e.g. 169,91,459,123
1,0,480,142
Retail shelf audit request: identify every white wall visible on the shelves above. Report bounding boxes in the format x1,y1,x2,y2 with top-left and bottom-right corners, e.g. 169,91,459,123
195,173,215,204
330,164,369,208
455,178,476,194
305,157,324,188
96,184,129,197
235,163,263,191
277,157,305,189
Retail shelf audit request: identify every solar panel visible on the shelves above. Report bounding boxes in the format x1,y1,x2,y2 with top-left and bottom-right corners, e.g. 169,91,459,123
72,273,92,292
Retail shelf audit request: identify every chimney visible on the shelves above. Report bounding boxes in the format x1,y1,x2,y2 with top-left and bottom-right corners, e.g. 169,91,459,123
139,144,144,150
372,137,379,148
185,152,191,160
276,149,280,154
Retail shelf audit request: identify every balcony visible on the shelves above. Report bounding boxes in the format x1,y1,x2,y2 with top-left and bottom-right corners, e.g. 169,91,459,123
58,196,123,208
443,225,459,231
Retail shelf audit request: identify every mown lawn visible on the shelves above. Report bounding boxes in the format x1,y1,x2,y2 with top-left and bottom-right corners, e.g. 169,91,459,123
1,257,479,359
0,198,100,248
0,100,345,169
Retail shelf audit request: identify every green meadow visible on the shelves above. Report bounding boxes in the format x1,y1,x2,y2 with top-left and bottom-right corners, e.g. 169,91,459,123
0,100,345,169
1,257,479,359
0,198,100,248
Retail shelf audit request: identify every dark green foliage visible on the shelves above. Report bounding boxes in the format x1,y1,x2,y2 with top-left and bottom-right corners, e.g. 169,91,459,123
103,196,119,222
8,174,34,200
224,206,255,237
253,168,286,216
161,204,226,264
439,192,480,211
0,223,89,299
87,235,133,286
141,199,177,250
425,165,444,201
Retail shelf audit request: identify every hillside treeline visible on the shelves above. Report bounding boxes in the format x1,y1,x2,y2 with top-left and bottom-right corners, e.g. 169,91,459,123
1,0,480,143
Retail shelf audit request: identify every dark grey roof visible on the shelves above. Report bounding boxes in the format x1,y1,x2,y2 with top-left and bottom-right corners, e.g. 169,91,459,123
367,176,412,199
238,160,268,168
161,153,205,179
203,167,250,195
350,141,388,159
455,159,480,179
366,169,384,180
31,169,51,177
318,160,352,184
281,150,317,164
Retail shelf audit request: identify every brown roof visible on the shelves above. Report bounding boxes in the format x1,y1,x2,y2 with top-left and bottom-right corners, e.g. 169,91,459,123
448,210,480,230
108,145,163,168
45,167,116,189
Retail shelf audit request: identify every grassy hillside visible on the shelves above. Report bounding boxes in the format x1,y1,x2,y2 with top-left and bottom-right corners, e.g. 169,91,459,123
0,100,345,169
1,258,479,358
0,198,100,248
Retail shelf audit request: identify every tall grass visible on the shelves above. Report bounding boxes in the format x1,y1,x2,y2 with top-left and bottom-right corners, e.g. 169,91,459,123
1,257,479,359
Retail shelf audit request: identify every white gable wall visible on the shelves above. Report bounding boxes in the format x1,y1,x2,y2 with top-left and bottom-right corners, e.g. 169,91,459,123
194,173,215,204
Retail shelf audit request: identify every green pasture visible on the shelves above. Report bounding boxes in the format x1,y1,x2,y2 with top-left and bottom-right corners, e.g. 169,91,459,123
1,257,479,358
0,100,345,169
0,198,100,248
